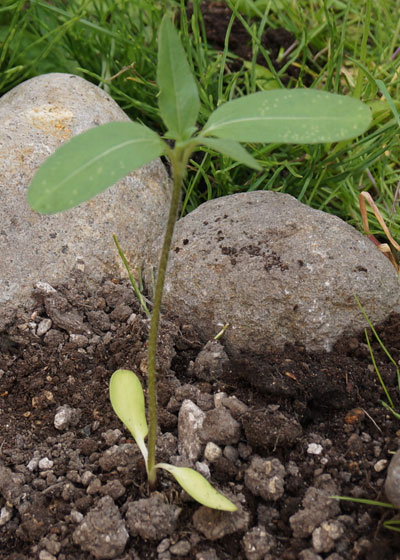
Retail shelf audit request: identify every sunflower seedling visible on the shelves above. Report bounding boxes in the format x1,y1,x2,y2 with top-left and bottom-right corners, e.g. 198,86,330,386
27,15,371,510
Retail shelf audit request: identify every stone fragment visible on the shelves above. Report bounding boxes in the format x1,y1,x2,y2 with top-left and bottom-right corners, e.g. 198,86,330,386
193,499,250,540
38,458,54,470
178,399,206,461
245,456,286,501
0,467,24,505
289,477,340,538
169,540,191,556
312,520,344,553
384,448,400,507
200,407,241,446
100,479,126,500
99,444,142,472
54,405,81,431
242,526,277,560
0,505,13,526
204,442,223,463
36,318,52,336
0,73,171,330
73,496,128,559
148,191,399,353
125,494,181,541
190,340,229,380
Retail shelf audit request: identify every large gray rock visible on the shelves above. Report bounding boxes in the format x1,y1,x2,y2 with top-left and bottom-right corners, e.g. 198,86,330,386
149,191,399,353
0,73,171,329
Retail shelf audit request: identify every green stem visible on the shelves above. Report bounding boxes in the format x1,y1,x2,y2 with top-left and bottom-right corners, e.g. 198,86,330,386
146,144,191,489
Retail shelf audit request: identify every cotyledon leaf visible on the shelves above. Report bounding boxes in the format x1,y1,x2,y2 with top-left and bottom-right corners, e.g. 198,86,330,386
156,463,238,511
109,369,149,465
202,89,372,144
27,121,165,214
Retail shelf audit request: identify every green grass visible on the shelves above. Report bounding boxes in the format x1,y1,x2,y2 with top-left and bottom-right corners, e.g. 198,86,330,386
1,0,399,243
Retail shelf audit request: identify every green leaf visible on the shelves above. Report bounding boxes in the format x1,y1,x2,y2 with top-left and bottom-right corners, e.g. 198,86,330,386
198,137,262,171
376,79,400,127
202,89,372,144
109,369,149,464
27,122,165,214
157,16,200,140
156,463,238,512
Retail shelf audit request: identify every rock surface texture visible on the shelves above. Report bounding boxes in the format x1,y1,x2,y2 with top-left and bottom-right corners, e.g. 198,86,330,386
0,73,171,330
149,191,399,353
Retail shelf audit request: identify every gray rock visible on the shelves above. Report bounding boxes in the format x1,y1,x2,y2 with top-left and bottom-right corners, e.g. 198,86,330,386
289,478,340,538
195,551,219,560
189,340,229,380
192,499,250,540
54,404,81,431
99,443,142,472
0,505,13,527
0,466,24,505
384,448,400,507
0,73,171,330
298,550,323,560
72,495,128,559
148,191,399,353
200,407,241,446
242,526,277,560
204,442,223,463
245,456,286,501
178,399,206,461
169,540,191,556
125,494,181,541
312,520,344,553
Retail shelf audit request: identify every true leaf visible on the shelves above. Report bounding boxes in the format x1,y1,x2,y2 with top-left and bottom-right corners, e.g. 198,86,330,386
157,16,200,140
156,463,238,511
202,89,372,143
27,122,165,214
198,137,261,170
109,369,149,464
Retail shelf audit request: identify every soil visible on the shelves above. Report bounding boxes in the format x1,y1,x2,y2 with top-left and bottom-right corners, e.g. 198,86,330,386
1,270,400,560
2,2,400,559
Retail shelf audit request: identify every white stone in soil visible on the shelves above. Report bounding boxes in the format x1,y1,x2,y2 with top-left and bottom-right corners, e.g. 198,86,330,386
0,506,13,527
38,457,54,470
148,191,400,354
384,448,400,507
0,73,171,330
177,399,206,462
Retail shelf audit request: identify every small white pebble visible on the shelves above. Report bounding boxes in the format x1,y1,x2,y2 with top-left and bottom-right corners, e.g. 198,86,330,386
214,392,227,408
35,281,56,294
39,550,56,560
37,318,52,336
38,457,54,470
204,442,222,463
27,458,39,472
195,461,211,479
70,510,84,523
0,506,13,526
374,459,388,472
307,443,323,455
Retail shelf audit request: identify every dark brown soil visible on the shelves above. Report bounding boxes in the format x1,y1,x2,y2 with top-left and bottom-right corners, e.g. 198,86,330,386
187,1,313,85
1,270,400,560
2,3,400,559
